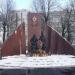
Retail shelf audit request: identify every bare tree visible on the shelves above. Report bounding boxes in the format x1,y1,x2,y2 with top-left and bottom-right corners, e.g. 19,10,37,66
6,0,16,37
0,0,17,42
0,1,5,42
66,8,72,42
0,0,18,59
60,16,66,37
61,8,72,42
60,0,75,43
33,0,56,33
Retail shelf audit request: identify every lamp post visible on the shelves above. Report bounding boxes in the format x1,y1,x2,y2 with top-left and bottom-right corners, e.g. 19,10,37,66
15,29,22,55
19,27,23,55
19,39,22,54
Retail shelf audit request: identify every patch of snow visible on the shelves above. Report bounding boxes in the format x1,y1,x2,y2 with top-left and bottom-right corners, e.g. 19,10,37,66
0,54,75,69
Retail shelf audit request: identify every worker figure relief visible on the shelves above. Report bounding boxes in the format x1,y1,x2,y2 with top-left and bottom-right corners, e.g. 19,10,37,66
39,32,47,51
30,34,38,53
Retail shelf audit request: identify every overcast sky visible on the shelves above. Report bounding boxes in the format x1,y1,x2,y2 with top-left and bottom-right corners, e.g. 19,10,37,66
15,0,33,11
15,0,69,11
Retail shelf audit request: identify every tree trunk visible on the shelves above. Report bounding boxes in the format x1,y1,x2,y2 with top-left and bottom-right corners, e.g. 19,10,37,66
0,49,2,60
7,25,10,37
3,25,6,42
62,28,65,37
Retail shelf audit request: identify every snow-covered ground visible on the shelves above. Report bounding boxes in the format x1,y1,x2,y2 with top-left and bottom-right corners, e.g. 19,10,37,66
0,54,75,69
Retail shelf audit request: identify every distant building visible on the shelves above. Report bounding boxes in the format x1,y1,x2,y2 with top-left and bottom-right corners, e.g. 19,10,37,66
49,11,75,47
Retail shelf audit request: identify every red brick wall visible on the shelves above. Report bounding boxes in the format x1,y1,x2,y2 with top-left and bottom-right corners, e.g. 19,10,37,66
28,12,75,55
28,13,41,51
48,26,75,55
1,23,26,56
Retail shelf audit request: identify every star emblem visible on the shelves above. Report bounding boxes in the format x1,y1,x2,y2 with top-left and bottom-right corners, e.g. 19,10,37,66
32,16,37,22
